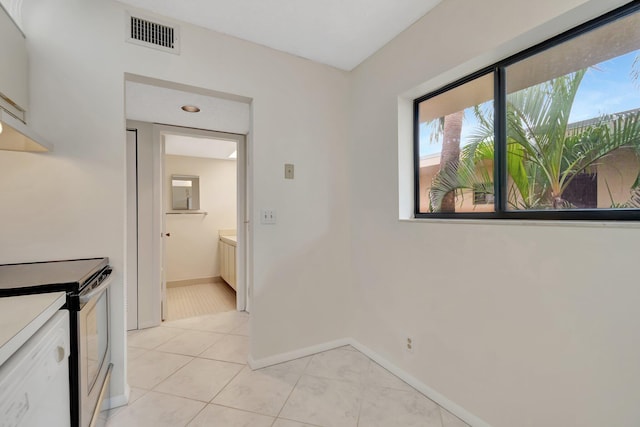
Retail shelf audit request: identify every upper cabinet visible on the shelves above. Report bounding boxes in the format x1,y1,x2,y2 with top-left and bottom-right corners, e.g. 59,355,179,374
0,5,52,152
0,4,28,117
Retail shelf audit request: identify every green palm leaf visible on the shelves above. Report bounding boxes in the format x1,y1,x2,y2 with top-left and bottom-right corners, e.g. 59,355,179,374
427,68,640,211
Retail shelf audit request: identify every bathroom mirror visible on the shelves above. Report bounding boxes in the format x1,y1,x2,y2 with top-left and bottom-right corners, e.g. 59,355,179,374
171,175,200,210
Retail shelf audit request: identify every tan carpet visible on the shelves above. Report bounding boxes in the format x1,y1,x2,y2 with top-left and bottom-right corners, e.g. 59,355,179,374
166,282,236,321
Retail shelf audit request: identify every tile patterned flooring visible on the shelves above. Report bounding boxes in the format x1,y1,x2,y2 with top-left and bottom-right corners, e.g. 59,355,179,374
108,311,470,427
166,282,236,321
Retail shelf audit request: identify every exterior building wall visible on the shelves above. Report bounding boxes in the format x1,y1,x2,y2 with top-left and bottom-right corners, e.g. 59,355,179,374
419,147,640,211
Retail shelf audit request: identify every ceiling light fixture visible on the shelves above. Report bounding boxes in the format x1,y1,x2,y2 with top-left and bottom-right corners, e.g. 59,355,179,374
181,105,200,113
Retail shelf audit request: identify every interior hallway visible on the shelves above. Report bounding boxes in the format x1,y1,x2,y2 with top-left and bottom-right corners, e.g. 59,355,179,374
108,310,470,427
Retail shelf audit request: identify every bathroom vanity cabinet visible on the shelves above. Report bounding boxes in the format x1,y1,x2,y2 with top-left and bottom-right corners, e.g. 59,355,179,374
219,235,237,290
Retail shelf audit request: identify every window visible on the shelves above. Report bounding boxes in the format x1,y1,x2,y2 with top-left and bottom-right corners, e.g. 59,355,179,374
414,2,640,220
473,184,495,206
417,74,494,213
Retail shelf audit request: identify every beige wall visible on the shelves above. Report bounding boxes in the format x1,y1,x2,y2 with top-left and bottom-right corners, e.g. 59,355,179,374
419,162,494,213
350,1,638,427
164,154,237,282
598,147,640,207
2,0,638,424
126,120,156,329
419,148,640,211
3,0,353,403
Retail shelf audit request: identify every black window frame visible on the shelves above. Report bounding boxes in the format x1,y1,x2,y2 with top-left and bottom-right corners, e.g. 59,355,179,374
413,0,640,221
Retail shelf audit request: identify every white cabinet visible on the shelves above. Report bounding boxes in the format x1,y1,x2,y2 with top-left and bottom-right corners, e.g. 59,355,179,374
0,293,69,427
0,310,70,427
220,240,226,283
0,6,28,116
219,237,237,290
0,7,52,153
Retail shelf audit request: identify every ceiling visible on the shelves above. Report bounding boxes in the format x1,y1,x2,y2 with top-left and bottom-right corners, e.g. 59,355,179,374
117,0,442,70
126,81,248,159
165,134,237,160
122,1,444,154
125,81,250,134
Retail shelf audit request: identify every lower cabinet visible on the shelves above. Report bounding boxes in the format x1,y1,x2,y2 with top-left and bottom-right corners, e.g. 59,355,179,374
220,239,237,290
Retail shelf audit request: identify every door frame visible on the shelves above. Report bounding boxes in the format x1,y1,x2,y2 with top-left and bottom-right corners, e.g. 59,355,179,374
125,129,139,331
151,124,251,323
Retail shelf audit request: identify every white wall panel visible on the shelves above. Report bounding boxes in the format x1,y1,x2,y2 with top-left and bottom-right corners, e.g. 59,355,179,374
349,1,638,426
0,0,352,404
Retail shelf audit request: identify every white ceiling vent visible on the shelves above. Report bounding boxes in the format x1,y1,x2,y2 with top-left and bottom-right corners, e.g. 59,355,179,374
126,13,180,54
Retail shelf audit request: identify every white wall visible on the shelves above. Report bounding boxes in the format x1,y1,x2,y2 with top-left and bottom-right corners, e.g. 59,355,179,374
1,0,353,402
126,120,156,330
165,154,237,282
349,1,639,427
5,0,638,424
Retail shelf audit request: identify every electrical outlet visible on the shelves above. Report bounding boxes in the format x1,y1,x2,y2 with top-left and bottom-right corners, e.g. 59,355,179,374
284,163,294,179
406,337,414,353
260,209,277,224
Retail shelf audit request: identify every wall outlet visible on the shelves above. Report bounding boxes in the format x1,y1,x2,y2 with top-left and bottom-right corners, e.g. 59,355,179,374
406,337,414,353
284,163,294,179
260,209,277,224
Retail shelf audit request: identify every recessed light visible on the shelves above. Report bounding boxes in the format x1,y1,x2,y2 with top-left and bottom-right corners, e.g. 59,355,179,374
181,105,200,113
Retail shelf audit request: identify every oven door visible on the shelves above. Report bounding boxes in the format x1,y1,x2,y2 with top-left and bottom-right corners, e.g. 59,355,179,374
78,275,112,427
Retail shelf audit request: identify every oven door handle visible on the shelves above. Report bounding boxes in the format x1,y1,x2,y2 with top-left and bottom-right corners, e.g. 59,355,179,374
79,275,114,305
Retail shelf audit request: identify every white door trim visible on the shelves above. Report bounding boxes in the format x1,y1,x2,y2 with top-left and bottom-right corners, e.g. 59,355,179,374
235,132,249,312
125,129,139,330
151,124,251,323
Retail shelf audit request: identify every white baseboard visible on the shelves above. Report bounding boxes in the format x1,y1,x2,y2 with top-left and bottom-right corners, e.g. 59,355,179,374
348,339,492,427
137,319,160,330
107,384,130,409
167,276,221,288
248,337,352,370
248,337,491,427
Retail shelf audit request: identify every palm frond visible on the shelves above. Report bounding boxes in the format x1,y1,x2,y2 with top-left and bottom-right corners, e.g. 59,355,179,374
560,112,640,193
429,157,493,212
627,187,640,208
429,66,640,211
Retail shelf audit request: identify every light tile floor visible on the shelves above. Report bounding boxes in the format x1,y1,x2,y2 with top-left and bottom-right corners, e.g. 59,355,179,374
107,311,470,427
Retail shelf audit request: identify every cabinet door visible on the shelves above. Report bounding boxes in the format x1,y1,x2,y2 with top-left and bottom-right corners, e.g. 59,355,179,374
229,246,236,290
0,8,28,112
219,241,227,282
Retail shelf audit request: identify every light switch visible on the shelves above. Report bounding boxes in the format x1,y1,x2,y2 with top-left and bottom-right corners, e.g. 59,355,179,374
260,209,277,224
285,163,294,179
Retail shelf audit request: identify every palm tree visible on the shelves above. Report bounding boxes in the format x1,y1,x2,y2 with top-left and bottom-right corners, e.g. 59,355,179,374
429,69,640,211
438,111,464,212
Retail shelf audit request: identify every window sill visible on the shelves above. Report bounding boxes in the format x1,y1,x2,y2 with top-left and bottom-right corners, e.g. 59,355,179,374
398,217,640,229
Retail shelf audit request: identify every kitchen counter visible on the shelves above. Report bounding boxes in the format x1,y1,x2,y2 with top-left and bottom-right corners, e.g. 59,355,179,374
0,292,66,365
220,235,237,246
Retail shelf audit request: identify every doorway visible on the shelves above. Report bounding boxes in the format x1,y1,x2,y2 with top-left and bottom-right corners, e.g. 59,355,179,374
124,76,252,330
127,121,250,329
161,129,246,321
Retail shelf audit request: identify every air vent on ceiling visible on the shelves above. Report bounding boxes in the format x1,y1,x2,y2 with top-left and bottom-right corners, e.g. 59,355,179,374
126,14,180,54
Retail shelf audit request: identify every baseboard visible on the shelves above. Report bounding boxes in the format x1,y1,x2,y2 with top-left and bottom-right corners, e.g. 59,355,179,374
248,337,491,427
348,339,493,427
107,384,130,409
248,337,352,370
167,276,221,288
137,319,160,330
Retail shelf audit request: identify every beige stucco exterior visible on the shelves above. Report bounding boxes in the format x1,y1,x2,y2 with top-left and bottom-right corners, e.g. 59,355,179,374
419,147,640,212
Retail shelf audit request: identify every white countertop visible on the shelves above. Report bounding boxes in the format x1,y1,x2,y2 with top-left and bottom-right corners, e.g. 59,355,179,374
0,292,66,366
220,235,237,246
